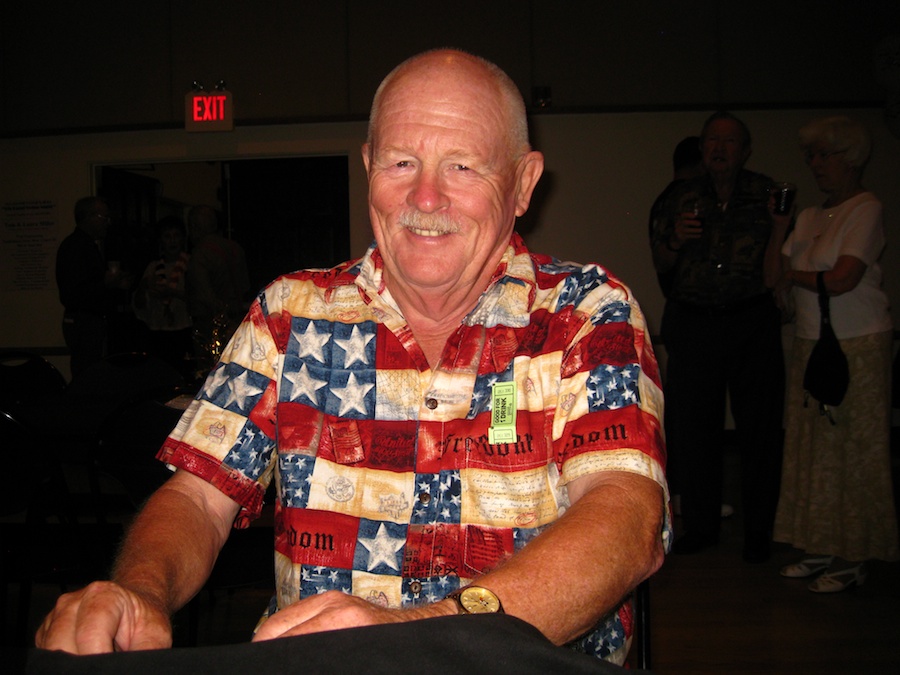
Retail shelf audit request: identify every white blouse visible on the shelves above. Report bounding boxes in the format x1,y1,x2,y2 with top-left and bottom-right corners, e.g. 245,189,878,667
782,191,892,340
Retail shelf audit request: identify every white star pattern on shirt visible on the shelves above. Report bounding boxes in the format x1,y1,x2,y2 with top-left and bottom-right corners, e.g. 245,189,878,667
204,363,231,396
334,325,374,368
223,370,264,410
359,523,405,571
294,321,331,362
284,362,328,403
332,372,374,416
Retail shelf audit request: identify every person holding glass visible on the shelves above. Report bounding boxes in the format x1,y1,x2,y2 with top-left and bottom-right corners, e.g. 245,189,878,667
769,116,899,592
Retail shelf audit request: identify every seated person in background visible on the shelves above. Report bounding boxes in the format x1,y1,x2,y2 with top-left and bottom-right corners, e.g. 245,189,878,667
36,49,669,666
133,215,193,376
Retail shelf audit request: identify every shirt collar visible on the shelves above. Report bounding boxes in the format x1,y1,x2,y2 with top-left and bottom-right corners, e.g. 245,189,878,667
343,233,536,328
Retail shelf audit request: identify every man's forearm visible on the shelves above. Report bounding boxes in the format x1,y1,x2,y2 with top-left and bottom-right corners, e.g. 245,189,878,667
111,472,238,615
456,472,665,645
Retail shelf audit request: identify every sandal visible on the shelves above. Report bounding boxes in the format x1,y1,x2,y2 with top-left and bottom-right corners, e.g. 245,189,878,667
780,556,833,578
808,564,866,593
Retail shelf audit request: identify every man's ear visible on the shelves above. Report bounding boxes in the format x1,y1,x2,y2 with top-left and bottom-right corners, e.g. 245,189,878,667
361,144,372,177
514,151,545,217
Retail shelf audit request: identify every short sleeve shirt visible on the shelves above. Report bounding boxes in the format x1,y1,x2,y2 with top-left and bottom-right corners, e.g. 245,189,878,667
782,192,891,339
651,169,775,306
158,233,670,662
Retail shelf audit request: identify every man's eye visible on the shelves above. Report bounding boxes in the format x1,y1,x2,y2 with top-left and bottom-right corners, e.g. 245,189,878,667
452,164,470,171
395,161,411,168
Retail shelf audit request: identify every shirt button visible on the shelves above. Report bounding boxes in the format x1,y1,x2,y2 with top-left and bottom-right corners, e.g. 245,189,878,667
418,492,431,504
425,397,438,410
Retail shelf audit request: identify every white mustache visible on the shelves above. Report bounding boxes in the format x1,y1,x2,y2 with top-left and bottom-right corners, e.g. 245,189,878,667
397,211,461,236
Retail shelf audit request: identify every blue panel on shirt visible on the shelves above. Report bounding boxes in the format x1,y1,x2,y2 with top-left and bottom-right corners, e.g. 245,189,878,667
299,564,352,597
279,452,316,508
323,369,376,419
288,317,335,366
409,470,462,525
551,265,607,312
402,575,458,607
468,366,514,419
592,300,632,325
201,361,267,415
223,420,274,479
586,363,642,411
353,518,408,575
330,320,377,370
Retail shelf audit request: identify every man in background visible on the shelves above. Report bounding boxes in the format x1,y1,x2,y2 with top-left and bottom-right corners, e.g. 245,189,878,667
55,196,125,377
650,112,783,563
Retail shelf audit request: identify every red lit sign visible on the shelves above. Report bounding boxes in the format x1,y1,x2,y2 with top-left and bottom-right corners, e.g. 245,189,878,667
185,90,233,132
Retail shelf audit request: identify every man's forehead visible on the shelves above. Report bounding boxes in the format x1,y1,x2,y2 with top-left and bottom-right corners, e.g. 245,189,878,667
703,120,743,139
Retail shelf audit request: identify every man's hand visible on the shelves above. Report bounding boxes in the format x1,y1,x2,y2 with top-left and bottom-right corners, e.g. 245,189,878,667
251,590,453,642
35,580,172,654
672,210,704,246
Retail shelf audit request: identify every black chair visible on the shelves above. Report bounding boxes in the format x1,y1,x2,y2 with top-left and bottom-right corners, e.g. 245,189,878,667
64,351,187,417
0,350,67,414
0,409,122,649
43,352,189,523
92,395,184,515
633,579,651,670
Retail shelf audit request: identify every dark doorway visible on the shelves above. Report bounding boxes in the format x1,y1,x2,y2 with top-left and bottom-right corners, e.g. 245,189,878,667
223,156,350,293
97,156,351,298
94,156,351,358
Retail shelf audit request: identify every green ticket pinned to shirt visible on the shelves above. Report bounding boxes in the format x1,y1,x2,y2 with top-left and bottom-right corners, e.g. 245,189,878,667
488,381,517,444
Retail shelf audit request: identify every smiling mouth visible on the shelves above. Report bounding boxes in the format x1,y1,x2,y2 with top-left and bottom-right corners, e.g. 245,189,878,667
407,227,451,237
398,211,461,238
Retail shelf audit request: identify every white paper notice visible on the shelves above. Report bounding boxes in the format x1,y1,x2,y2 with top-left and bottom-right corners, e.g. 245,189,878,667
1,200,58,292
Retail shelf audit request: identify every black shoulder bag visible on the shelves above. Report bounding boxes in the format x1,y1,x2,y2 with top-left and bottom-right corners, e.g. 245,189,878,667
802,271,849,424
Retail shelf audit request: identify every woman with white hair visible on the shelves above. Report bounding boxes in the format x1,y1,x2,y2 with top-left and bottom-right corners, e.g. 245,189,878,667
768,116,899,592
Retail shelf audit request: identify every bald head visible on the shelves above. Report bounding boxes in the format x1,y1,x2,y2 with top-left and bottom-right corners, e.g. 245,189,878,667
367,49,530,161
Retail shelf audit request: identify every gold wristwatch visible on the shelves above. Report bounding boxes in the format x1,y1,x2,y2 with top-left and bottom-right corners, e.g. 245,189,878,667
445,585,504,615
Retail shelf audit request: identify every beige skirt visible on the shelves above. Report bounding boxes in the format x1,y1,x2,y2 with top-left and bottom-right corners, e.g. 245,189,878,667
774,330,899,561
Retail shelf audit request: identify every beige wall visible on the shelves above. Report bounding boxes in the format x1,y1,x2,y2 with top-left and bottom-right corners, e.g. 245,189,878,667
2,108,898,376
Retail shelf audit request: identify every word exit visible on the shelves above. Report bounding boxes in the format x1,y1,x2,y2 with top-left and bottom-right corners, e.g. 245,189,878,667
184,90,234,132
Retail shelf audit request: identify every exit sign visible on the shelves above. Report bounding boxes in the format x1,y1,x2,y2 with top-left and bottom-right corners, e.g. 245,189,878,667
185,90,234,132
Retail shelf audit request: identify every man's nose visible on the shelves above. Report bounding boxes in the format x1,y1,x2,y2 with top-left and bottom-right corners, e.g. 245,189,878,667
407,168,448,213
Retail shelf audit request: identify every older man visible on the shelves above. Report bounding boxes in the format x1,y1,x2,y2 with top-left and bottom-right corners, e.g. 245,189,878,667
37,50,668,665
651,112,785,562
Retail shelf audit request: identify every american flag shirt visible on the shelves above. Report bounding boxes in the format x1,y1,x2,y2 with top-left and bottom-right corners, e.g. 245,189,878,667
158,233,669,663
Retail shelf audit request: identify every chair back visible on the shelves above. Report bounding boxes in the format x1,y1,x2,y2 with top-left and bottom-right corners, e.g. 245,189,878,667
64,351,186,421
0,350,67,412
94,396,183,508
0,410,31,517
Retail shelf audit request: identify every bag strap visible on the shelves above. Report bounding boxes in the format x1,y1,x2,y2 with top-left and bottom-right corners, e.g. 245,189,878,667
816,271,831,325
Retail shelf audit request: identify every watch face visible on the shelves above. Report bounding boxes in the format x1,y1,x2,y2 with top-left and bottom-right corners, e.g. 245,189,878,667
459,587,501,614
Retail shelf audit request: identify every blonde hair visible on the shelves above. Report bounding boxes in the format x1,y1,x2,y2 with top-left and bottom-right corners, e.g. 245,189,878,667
799,116,871,168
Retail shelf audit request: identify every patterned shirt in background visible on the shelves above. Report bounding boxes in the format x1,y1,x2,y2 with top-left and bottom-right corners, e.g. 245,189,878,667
650,169,775,307
159,233,669,663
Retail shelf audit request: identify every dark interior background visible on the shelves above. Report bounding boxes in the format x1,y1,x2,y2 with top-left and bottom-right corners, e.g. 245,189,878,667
2,1,898,137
